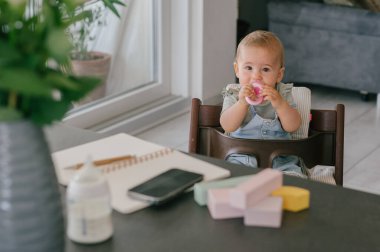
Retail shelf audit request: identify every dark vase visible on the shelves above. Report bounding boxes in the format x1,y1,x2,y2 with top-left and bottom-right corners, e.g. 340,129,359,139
0,120,64,252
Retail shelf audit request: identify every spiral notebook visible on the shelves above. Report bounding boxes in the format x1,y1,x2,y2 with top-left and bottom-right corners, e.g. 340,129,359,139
52,133,231,214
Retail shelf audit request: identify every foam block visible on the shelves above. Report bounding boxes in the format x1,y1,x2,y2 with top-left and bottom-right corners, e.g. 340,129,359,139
194,175,254,206
207,188,244,219
271,186,310,212
229,169,283,209
244,196,283,228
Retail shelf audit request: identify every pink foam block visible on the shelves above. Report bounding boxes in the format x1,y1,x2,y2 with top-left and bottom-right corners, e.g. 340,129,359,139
229,169,283,209
207,188,244,219
244,196,283,228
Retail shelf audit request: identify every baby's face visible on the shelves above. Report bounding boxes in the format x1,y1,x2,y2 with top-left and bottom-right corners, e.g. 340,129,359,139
234,45,284,88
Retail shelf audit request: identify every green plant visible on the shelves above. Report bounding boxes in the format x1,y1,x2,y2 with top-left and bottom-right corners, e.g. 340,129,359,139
68,1,108,60
0,0,124,125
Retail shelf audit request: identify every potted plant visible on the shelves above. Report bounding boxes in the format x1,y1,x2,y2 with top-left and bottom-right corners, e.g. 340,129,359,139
68,0,125,105
0,0,123,251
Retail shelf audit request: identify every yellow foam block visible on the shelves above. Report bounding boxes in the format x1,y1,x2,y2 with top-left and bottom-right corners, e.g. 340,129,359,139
271,186,310,212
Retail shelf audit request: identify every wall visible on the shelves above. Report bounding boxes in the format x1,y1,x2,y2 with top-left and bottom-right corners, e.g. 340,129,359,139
190,0,238,105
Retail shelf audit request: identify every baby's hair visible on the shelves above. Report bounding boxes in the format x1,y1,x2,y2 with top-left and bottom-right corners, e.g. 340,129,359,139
236,30,285,67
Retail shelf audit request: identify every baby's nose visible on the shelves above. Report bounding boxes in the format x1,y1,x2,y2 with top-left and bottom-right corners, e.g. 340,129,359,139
251,69,262,79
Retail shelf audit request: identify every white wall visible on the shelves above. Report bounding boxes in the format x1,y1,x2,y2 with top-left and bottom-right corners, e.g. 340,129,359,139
190,0,238,105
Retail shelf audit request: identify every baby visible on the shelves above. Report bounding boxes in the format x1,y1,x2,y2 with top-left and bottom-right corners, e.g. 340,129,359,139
220,30,306,177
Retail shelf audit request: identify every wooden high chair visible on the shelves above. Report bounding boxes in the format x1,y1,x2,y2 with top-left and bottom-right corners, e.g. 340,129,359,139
188,92,345,185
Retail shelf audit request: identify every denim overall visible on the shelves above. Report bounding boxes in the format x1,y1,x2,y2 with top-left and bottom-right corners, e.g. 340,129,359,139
226,105,304,175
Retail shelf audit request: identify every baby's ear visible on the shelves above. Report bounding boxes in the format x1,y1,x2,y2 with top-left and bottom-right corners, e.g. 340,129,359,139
233,62,239,78
277,67,285,82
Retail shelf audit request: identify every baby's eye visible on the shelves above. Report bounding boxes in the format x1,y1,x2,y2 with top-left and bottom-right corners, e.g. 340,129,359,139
262,67,271,72
244,66,253,71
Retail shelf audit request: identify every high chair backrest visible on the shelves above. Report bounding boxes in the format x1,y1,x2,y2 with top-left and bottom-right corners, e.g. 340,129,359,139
188,97,345,185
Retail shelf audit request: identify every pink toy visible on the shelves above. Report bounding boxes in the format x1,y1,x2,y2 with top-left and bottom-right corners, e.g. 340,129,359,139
229,169,282,209
245,83,264,105
207,188,244,219
244,196,283,228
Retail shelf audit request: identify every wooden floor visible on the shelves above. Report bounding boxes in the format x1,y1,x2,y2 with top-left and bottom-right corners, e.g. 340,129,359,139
136,84,380,195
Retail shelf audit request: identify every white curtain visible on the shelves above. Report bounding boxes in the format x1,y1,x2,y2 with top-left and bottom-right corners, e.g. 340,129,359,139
92,0,154,96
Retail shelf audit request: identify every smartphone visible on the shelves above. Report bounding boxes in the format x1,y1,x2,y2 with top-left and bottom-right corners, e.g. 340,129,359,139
127,168,203,205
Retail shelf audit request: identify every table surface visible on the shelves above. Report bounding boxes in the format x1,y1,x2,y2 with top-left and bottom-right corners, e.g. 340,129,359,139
46,124,380,252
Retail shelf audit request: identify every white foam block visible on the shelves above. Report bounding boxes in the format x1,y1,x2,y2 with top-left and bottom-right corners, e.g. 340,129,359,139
207,188,244,219
230,169,282,209
244,196,283,228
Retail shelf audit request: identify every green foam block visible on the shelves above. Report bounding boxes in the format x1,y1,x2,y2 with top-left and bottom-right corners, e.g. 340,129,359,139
193,175,254,206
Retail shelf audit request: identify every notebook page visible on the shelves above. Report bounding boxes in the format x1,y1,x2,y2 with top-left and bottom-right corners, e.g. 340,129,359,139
52,133,163,185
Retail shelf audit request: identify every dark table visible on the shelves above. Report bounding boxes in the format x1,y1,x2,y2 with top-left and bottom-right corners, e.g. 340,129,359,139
46,124,380,252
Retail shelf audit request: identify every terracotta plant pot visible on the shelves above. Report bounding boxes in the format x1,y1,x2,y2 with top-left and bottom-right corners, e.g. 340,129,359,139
71,51,112,106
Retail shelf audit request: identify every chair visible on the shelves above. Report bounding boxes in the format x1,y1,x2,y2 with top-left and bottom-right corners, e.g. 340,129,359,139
188,98,345,185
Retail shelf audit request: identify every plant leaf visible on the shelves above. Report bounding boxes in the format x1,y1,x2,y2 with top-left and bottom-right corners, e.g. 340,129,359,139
111,0,126,7
25,75,100,125
27,98,72,125
66,10,93,26
46,29,73,63
102,0,121,17
0,41,22,66
45,72,79,90
61,75,100,101
0,107,22,122
0,68,52,97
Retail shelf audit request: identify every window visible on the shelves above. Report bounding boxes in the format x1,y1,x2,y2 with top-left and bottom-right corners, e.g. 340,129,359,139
64,0,186,134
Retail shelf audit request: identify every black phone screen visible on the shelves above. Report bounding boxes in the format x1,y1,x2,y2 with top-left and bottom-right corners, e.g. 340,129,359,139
127,168,203,204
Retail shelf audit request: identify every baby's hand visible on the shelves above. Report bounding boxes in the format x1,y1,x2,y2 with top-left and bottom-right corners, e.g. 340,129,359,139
262,85,285,109
238,85,256,105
